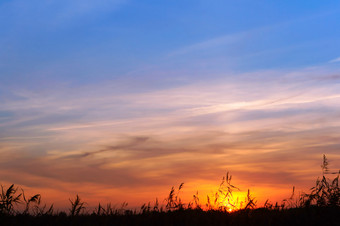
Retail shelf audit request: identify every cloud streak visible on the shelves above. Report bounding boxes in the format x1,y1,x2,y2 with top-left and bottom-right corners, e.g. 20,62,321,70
329,57,340,63
1,66,340,207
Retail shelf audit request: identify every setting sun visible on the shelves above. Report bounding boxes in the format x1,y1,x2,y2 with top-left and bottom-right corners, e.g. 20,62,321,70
1,0,340,225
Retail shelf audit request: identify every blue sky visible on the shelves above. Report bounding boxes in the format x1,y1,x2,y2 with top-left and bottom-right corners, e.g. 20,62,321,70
1,0,340,208
2,0,340,87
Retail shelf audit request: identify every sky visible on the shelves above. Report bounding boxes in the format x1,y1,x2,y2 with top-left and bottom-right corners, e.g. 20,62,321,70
1,0,340,209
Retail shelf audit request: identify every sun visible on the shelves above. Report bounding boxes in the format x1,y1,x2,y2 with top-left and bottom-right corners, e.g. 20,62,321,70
215,196,238,212
214,191,248,212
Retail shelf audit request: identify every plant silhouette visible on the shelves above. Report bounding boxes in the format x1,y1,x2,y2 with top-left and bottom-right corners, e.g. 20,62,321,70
0,155,339,225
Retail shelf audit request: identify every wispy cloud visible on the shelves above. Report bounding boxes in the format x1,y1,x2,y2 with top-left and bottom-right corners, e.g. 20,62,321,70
167,31,248,57
1,66,340,207
165,23,274,58
329,57,340,63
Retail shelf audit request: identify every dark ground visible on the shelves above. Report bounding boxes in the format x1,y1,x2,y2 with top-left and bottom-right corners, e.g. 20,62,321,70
1,206,339,226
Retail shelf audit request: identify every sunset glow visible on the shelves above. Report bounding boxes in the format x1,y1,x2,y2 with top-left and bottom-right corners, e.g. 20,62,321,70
1,0,340,211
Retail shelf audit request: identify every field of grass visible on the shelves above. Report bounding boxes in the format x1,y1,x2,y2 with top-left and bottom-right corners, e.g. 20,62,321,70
1,155,339,225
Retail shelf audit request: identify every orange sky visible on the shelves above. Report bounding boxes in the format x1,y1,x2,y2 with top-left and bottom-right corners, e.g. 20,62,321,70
1,68,340,211
2,1,340,213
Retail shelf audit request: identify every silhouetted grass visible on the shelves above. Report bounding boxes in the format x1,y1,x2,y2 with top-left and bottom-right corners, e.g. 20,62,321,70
1,155,339,225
